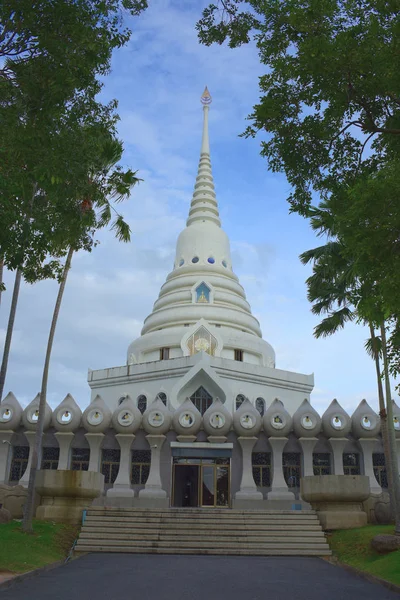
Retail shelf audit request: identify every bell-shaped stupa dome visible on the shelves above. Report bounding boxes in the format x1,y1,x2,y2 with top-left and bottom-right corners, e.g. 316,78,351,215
142,397,172,435
203,397,232,437
0,392,22,431
322,399,351,438
172,397,202,436
22,393,52,431
52,394,82,432
127,88,275,369
293,398,321,438
233,397,262,437
263,398,292,437
112,395,142,434
82,394,112,433
351,399,380,438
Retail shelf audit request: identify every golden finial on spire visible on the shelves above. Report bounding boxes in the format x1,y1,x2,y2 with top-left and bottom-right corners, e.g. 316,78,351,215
201,86,212,105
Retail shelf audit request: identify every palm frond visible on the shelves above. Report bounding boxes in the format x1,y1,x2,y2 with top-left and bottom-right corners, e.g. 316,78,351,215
314,306,355,338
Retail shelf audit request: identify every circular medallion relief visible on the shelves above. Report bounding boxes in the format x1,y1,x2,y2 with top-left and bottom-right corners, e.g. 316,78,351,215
179,412,195,428
271,414,285,430
240,414,255,429
28,409,39,424
57,410,72,425
87,409,104,426
331,415,344,430
361,416,372,430
301,415,315,429
209,412,225,429
148,411,165,428
194,338,210,352
0,407,12,423
117,410,134,427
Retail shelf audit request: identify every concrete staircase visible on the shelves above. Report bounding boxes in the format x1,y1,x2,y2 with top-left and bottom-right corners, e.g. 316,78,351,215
75,507,331,556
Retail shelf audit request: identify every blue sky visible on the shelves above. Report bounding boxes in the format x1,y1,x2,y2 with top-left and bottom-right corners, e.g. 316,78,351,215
1,0,397,415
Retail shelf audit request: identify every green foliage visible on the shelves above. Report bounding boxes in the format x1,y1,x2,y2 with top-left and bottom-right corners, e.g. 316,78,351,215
197,0,400,374
0,0,147,283
329,525,400,586
0,520,78,573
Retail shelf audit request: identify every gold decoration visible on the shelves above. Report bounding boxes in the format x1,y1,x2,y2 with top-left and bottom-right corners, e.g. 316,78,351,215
197,290,208,303
200,86,212,105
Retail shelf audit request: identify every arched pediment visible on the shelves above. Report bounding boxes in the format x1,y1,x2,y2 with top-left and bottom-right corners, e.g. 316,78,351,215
180,318,223,358
170,360,230,410
191,279,215,304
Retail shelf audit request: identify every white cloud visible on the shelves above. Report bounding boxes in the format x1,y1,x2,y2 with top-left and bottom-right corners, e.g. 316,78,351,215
1,0,398,415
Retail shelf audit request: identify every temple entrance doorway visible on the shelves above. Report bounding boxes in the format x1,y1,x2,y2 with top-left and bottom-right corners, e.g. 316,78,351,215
172,458,230,508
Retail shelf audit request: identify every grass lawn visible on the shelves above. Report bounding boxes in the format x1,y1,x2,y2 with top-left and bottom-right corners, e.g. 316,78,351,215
0,520,78,574
329,525,400,587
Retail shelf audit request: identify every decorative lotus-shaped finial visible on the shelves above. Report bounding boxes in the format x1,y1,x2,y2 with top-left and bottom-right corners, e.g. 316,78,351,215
52,393,82,432
201,86,212,105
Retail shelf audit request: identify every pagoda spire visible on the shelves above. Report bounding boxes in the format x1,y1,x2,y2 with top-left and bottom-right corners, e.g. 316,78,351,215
186,87,221,227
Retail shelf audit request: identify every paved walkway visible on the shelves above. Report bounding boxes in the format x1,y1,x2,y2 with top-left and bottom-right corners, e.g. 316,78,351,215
0,554,398,599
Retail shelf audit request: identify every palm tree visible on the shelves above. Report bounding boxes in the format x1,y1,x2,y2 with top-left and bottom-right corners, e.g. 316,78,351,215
22,136,140,532
300,209,400,534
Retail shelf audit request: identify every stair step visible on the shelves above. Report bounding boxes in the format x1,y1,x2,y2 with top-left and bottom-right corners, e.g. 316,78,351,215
83,521,322,534
81,527,323,537
76,538,329,549
76,508,330,557
88,508,316,515
87,511,317,519
75,545,331,556
84,516,318,526
79,533,327,544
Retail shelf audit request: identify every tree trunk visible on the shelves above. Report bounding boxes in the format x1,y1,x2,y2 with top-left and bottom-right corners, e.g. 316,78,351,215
0,270,22,403
369,323,395,517
0,257,4,307
0,183,37,402
380,320,400,535
22,246,74,532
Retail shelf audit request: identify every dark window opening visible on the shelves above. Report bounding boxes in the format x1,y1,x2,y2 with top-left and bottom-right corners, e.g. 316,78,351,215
131,450,151,485
9,446,29,482
235,394,245,411
252,452,271,487
160,347,170,360
41,447,60,470
313,453,331,476
283,452,301,488
137,395,147,414
71,448,90,471
255,398,265,416
373,453,388,488
157,392,167,406
343,453,361,475
190,386,213,416
101,449,120,484
234,349,243,362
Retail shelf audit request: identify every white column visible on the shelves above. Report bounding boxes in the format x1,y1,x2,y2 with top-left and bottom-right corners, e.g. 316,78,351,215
397,440,400,473
19,431,37,487
235,437,263,500
107,434,135,498
268,437,295,501
329,438,348,475
85,433,104,472
0,431,13,484
359,438,382,494
139,434,167,498
54,432,74,470
298,438,318,477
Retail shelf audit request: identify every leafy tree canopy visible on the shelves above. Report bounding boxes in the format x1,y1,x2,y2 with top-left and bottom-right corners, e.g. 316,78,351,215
197,0,400,211
0,0,147,283
197,0,400,373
